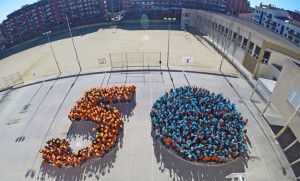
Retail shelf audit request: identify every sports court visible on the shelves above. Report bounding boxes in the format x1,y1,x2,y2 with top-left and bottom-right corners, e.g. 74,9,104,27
0,23,296,180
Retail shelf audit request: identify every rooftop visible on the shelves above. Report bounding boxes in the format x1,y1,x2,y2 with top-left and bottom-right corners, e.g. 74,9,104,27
209,12,300,52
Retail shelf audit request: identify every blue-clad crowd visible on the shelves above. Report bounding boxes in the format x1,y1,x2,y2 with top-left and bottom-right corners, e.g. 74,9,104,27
150,86,248,163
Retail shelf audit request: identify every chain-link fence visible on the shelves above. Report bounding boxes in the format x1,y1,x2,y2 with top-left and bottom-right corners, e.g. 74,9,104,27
0,72,23,91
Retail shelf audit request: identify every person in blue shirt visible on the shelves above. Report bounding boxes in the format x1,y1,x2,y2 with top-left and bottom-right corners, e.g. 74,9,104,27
150,86,248,163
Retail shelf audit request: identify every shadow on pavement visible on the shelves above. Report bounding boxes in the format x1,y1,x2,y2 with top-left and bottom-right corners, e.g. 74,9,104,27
34,100,136,180
36,136,121,181
152,133,248,181
113,101,137,122
66,121,98,141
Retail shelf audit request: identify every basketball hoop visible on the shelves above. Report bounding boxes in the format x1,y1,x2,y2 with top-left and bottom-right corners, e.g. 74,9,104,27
98,58,106,64
182,56,193,74
182,56,193,63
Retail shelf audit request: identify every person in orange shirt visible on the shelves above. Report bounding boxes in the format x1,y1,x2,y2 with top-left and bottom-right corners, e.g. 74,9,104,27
165,137,172,148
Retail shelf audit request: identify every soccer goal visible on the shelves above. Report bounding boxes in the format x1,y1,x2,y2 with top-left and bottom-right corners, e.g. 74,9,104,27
109,52,161,71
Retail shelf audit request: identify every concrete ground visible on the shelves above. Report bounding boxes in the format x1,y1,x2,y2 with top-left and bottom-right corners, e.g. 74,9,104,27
0,23,236,82
0,70,296,181
0,23,296,180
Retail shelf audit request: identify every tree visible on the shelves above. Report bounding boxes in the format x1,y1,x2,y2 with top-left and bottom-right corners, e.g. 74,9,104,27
104,12,118,21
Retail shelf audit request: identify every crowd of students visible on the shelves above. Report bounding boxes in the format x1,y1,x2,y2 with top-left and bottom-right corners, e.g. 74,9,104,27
40,85,136,167
39,138,90,167
150,86,248,163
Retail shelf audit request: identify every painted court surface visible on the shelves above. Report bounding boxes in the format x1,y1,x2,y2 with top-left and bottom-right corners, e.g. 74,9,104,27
0,23,236,82
0,71,295,181
0,24,296,181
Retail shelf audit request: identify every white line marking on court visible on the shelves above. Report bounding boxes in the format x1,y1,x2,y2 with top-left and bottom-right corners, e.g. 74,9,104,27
150,74,154,181
128,119,134,181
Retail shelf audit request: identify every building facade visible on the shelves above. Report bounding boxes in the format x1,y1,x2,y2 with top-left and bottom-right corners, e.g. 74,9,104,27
0,0,257,48
226,0,250,14
183,0,227,13
181,8,300,80
252,4,300,46
0,0,231,48
0,0,107,47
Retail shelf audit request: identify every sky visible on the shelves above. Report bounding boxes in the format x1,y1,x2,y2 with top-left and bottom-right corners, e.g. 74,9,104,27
0,0,300,22
0,0,37,22
249,0,300,11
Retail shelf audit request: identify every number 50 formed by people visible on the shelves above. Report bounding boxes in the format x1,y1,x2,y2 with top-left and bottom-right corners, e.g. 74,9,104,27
39,85,136,167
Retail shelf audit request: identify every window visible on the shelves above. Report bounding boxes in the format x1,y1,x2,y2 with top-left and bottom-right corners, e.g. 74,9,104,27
242,38,248,50
253,46,261,59
184,13,190,18
233,32,237,41
221,26,225,33
237,35,242,46
262,51,271,64
248,42,254,55
184,20,190,26
228,31,232,39
287,88,300,110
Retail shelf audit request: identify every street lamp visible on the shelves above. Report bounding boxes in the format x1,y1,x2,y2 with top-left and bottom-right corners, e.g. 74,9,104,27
64,12,82,72
164,17,176,68
43,31,61,75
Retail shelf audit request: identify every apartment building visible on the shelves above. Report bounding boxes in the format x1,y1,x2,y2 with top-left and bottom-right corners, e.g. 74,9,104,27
183,0,227,13
252,4,300,46
51,0,106,24
226,0,250,14
0,24,4,49
0,0,106,46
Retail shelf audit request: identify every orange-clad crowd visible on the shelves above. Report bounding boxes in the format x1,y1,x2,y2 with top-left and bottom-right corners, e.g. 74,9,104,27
39,85,136,167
